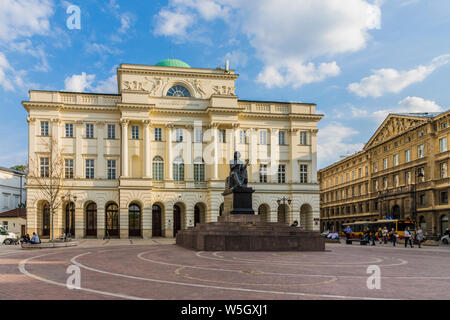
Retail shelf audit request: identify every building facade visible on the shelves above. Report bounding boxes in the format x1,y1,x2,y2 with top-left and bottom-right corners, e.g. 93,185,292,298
23,59,323,239
0,167,26,214
0,208,26,236
319,112,450,238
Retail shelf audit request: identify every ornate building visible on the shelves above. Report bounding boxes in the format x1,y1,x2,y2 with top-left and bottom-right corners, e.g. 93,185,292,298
319,112,450,238
23,59,323,239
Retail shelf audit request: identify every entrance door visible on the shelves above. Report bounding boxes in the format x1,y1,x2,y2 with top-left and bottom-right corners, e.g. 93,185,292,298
85,203,97,236
42,204,50,236
105,203,119,236
194,204,200,226
152,204,162,237
392,205,401,219
173,205,181,237
65,202,75,236
21,225,26,237
129,204,141,237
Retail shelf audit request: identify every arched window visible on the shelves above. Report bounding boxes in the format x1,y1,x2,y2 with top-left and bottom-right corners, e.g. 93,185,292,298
194,157,205,182
173,157,184,181
153,156,164,181
166,85,191,97
129,203,141,237
42,203,50,236
105,203,119,236
86,202,97,236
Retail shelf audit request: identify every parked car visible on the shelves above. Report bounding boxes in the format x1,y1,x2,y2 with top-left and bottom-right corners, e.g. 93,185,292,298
441,229,449,244
0,226,18,245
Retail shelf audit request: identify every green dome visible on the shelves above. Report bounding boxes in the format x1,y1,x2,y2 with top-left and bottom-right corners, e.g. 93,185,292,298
155,59,191,68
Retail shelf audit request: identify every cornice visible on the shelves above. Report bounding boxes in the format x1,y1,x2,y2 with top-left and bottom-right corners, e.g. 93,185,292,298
117,68,238,80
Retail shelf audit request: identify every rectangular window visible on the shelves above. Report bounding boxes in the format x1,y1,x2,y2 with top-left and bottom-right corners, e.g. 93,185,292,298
440,191,448,204
406,171,411,185
278,131,285,145
41,121,49,136
300,164,308,184
358,168,362,178
259,164,267,183
383,177,388,189
352,171,356,180
441,122,447,129
259,130,267,145
239,130,247,144
175,128,183,142
374,180,378,191
107,124,115,139
219,129,226,143
194,128,203,143
418,144,425,158
440,162,448,179
65,123,73,138
393,154,398,166
278,165,286,184
373,162,378,173
85,159,94,179
194,163,205,182
40,157,49,178
383,158,388,169
86,124,94,138
299,131,307,145
418,167,425,182
394,174,399,188
107,160,116,180
439,137,447,153
132,125,139,139
405,149,411,162
64,159,74,179
154,128,162,141
419,194,426,205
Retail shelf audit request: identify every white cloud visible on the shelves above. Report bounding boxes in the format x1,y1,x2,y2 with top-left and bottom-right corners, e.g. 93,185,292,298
372,96,443,123
317,122,365,169
93,75,117,94
154,0,381,88
0,0,54,43
348,54,450,98
0,52,31,91
223,50,248,68
64,72,96,92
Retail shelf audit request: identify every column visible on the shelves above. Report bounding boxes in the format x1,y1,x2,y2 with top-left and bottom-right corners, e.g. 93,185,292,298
166,124,173,180
164,205,173,238
310,129,319,183
121,119,129,177
75,120,83,178
248,128,257,182
119,206,129,239
270,128,279,183
185,125,193,181
51,118,60,163
97,205,105,239
27,117,36,174
97,122,106,179
142,206,152,239
144,120,151,178
74,204,85,239
290,129,299,183
213,123,219,180
185,208,194,228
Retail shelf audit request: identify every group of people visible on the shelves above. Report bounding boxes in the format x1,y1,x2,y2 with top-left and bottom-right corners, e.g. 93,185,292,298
343,225,425,248
326,231,339,239
20,232,41,244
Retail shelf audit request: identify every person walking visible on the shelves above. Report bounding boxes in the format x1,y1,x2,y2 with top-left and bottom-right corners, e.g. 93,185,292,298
344,225,352,240
404,227,413,248
382,227,388,244
377,227,383,244
416,226,424,248
390,228,397,247
371,229,376,246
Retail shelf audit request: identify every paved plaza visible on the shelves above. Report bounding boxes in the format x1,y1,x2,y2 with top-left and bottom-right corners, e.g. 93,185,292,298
0,240,449,300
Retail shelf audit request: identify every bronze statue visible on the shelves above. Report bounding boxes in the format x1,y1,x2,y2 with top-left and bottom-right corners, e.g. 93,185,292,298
226,151,249,190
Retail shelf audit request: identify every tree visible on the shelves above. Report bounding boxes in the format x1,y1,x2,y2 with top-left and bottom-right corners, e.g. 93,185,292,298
10,164,27,172
28,138,69,241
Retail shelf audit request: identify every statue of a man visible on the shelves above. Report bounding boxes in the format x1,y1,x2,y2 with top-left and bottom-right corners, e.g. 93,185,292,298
226,151,249,190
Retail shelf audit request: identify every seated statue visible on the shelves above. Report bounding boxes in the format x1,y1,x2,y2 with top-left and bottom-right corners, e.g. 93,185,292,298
225,151,249,191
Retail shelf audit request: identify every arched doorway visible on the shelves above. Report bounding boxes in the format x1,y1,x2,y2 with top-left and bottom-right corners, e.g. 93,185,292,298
441,215,448,236
105,203,119,237
85,202,97,236
129,203,141,237
65,202,75,236
219,203,224,216
392,205,401,219
173,204,182,236
42,202,50,237
300,204,313,230
152,204,162,237
277,204,288,224
194,203,206,226
258,204,269,222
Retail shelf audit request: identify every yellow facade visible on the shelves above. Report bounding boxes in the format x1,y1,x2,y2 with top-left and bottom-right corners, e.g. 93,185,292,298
23,61,323,239
319,112,450,238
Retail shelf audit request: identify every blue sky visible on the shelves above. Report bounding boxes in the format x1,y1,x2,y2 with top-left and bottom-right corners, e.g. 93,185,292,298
1,0,450,169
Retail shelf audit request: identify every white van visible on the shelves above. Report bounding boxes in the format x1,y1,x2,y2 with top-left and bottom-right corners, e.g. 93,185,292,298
0,226,17,245
441,229,449,245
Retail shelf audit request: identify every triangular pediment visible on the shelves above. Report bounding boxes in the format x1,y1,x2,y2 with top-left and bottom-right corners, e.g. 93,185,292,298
363,114,428,150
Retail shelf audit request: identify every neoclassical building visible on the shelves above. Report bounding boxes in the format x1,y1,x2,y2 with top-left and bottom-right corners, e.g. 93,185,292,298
23,59,323,239
319,112,450,238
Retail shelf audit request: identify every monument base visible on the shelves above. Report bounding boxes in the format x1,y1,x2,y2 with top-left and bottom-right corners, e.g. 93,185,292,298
222,187,255,215
176,216,325,251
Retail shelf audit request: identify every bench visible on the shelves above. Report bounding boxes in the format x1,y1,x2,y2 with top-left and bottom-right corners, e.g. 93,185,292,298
21,241,79,249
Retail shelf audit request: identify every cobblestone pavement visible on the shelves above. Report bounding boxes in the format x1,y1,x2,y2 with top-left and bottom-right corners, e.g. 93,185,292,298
1,240,449,300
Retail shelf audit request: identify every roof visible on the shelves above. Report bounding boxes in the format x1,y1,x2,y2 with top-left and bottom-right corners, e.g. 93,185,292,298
0,166,26,175
155,59,191,68
390,112,442,118
0,208,26,219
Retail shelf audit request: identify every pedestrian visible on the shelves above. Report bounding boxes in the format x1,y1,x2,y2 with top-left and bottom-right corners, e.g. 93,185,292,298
364,227,370,243
382,227,388,244
416,226,424,248
377,227,383,244
404,227,413,248
371,229,376,246
290,221,299,227
344,225,352,239
30,232,40,244
390,228,397,247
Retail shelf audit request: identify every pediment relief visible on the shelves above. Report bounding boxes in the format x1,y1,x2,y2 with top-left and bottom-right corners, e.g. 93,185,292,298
365,116,425,149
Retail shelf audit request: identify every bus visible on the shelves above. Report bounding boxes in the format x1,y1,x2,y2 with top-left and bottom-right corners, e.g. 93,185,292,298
342,219,416,239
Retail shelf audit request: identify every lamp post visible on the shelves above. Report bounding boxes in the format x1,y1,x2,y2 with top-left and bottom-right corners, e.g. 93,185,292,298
277,197,291,224
61,193,77,236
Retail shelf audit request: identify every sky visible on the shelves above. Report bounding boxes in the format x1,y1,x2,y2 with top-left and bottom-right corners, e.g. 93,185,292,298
1,0,450,170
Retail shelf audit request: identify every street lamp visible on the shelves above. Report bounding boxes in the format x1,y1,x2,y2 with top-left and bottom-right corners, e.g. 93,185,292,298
61,193,77,235
277,197,291,224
